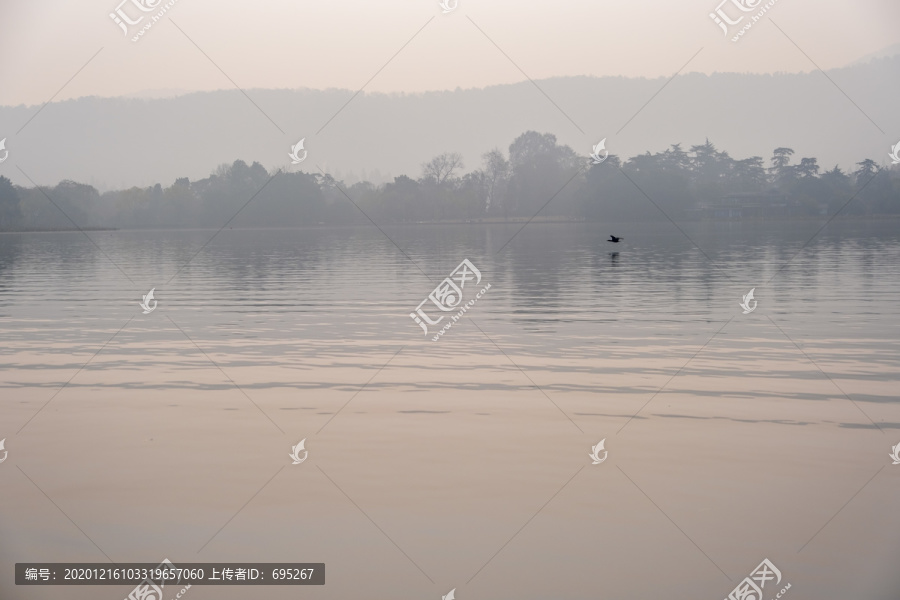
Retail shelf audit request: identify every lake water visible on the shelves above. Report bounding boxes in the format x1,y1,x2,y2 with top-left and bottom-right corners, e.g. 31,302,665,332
1,220,899,600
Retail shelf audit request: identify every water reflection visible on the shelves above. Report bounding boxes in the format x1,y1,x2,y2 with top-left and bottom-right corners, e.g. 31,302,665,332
0,220,898,410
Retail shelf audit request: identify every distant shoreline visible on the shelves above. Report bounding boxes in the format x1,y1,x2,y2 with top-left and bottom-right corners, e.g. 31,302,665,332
0,227,119,233
391,214,900,225
2,215,899,234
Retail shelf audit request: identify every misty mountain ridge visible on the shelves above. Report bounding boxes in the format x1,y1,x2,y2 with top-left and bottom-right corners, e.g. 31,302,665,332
0,56,898,191
847,42,900,66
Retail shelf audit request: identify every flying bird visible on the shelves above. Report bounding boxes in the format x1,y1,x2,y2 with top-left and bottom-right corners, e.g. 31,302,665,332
607,235,623,243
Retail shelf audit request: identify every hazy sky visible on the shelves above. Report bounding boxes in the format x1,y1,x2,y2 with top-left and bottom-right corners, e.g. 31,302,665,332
1,0,899,106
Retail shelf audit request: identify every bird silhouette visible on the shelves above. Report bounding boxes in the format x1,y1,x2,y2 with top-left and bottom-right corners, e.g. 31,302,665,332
607,235,623,243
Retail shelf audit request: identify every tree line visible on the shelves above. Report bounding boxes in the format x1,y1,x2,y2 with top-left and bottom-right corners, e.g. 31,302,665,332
1,131,898,231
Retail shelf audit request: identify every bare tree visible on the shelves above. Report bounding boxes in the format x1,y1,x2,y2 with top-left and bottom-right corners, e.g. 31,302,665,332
481,148,509,213
421,152,464,185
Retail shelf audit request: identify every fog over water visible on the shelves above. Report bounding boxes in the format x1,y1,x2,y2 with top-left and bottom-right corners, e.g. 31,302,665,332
2,1,900,599
2,221,900,598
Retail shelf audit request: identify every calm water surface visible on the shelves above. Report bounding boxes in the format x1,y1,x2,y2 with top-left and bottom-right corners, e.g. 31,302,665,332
1,220,900,600
1,220,899,377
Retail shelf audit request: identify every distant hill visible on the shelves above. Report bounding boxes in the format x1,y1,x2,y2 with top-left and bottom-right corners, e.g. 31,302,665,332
1,57,898,190
847,42,900,66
